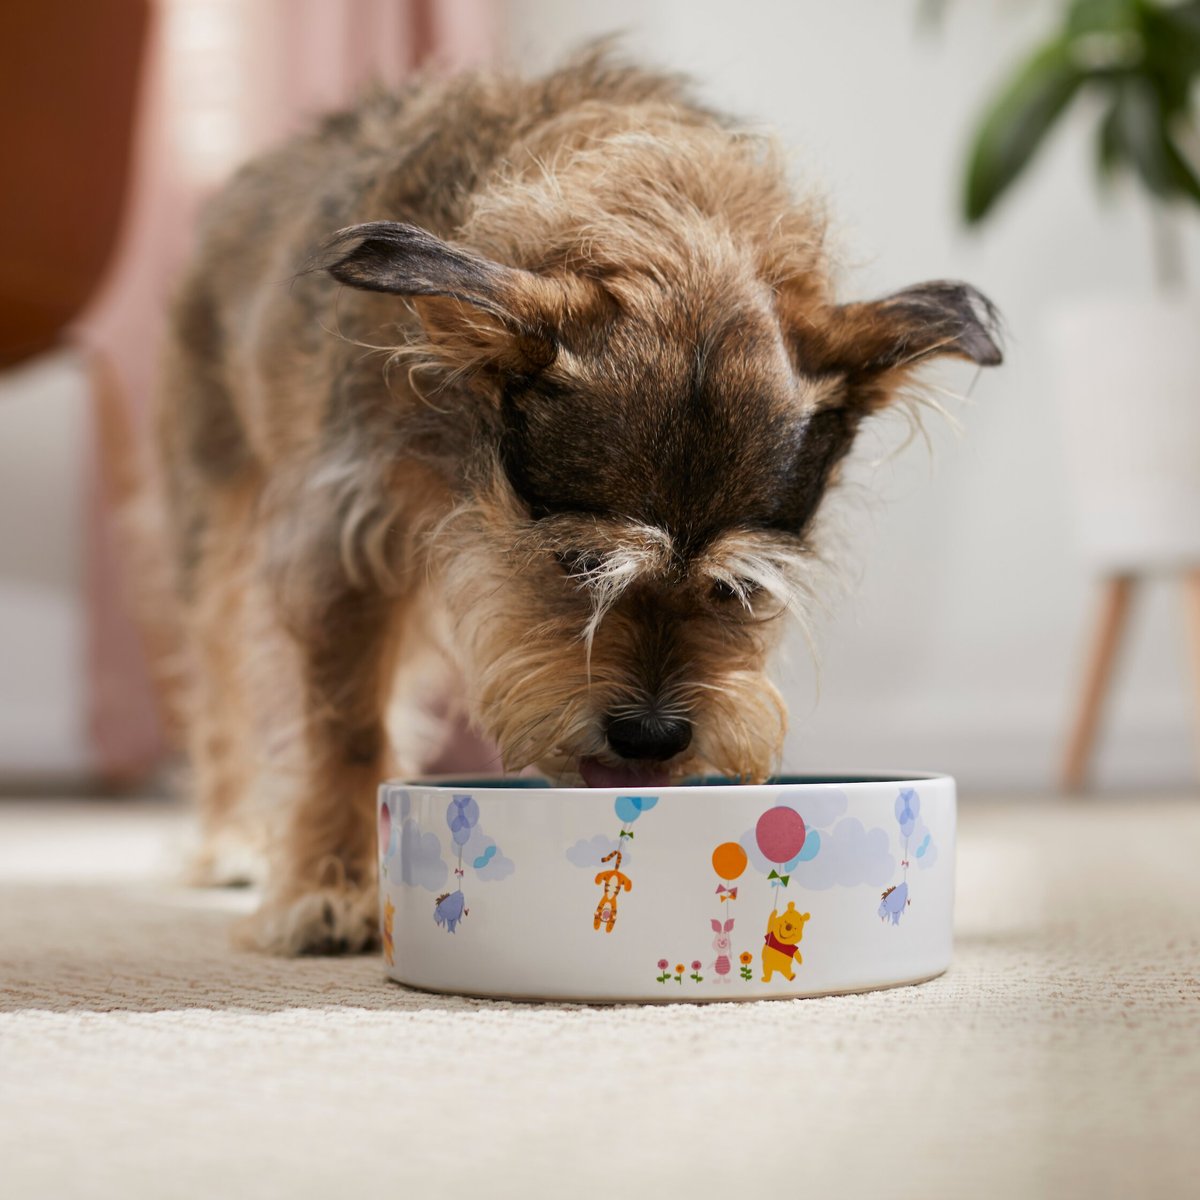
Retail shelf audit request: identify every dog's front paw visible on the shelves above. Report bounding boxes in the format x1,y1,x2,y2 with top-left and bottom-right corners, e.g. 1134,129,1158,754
237,886,380,956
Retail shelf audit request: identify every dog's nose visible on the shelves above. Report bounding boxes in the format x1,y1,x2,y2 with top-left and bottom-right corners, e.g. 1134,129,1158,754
605,713,692,762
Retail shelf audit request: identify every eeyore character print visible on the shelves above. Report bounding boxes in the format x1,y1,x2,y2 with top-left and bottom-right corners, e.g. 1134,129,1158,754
878,787,936,927
434,889,468,933
878,881,909,926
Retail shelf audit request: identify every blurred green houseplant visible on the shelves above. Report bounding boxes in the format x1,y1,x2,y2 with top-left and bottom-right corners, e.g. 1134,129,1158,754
962,0,1200,252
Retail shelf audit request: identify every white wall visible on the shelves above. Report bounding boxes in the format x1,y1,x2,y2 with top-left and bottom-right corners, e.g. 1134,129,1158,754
502,0,1200,789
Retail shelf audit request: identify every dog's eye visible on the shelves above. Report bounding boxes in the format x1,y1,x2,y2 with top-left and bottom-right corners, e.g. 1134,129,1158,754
710,578,762,604
555,550,604,579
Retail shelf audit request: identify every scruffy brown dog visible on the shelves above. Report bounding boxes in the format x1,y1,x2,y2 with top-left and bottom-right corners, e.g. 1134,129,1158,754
158,50,1001,954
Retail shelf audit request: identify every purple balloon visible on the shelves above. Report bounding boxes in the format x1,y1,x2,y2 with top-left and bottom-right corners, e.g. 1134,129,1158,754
446,795,479,833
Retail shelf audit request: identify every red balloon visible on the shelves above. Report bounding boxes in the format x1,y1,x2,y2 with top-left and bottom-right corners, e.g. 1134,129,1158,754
755,805,806,864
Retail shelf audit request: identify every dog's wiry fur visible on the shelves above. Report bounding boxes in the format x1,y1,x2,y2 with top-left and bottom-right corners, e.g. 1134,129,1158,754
157,49,1001,954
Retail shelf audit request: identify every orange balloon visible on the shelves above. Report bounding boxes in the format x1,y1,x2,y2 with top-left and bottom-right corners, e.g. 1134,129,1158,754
711,841,748,882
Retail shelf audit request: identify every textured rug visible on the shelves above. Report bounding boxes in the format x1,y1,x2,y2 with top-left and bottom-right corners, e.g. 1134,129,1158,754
1,795,1197,1200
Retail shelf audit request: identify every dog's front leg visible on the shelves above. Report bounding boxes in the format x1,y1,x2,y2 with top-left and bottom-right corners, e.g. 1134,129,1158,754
239,586,400,956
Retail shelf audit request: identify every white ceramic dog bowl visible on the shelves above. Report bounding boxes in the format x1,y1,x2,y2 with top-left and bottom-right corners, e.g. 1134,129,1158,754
377,774,955,1003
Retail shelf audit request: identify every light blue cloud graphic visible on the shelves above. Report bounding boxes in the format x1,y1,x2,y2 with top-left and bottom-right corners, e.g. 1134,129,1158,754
785,788,848,830
566,833,629,869
399,818,449,891
790,817,895,890
460,824,514,882
476,852,514,882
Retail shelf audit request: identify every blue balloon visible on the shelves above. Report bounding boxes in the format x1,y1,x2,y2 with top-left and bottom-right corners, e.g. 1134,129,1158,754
447,795,479,833
915,833,931,858
775,839,809,872
895,789,920,836
614,795,641,824
473,844,497,869
796,829,821,862
451,824,472,847
635,796,658,813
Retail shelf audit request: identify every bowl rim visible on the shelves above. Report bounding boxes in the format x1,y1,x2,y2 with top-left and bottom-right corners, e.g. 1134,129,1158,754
382,771,954,796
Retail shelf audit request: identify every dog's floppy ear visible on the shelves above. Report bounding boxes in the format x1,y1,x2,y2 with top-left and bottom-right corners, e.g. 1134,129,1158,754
321,221,572,379
797,280,1003,406
765,280,1003,537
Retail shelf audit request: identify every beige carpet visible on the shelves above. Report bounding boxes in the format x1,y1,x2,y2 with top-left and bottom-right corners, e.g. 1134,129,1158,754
1,795,1197,1200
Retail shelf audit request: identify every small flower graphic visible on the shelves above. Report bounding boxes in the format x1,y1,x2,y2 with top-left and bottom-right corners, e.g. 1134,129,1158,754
739,950,754,981
674,962,685,984
691,960,702,970
655,958,671,984
689,959,704,983
739,951,753,964
658,958,669,970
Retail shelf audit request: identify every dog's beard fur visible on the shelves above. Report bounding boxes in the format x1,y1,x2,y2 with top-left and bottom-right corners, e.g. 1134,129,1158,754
427,469,816,784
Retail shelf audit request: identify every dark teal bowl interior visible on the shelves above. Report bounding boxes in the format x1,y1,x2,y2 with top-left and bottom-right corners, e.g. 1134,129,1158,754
416,773,936,789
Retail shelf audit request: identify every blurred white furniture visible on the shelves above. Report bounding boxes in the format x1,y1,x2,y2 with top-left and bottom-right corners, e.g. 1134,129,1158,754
1050,296,1200,788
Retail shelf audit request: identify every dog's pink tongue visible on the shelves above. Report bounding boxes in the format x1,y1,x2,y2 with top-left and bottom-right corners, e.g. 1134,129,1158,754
578,758,671,789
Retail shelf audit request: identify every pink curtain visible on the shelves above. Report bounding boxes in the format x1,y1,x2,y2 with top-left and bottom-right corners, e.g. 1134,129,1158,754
76,0,496,781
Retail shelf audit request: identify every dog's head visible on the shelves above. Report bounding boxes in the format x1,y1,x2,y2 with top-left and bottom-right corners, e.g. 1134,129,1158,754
324,219,1001,786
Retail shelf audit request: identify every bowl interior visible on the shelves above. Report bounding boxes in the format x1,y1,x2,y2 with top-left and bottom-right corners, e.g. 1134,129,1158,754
409,773,944,791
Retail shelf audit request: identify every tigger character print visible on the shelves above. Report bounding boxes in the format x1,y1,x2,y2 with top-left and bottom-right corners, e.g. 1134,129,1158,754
593,849,632,933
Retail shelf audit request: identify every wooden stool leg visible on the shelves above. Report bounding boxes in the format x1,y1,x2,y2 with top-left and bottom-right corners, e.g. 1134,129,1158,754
1183,570,1200,783
1060,574,1136,792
